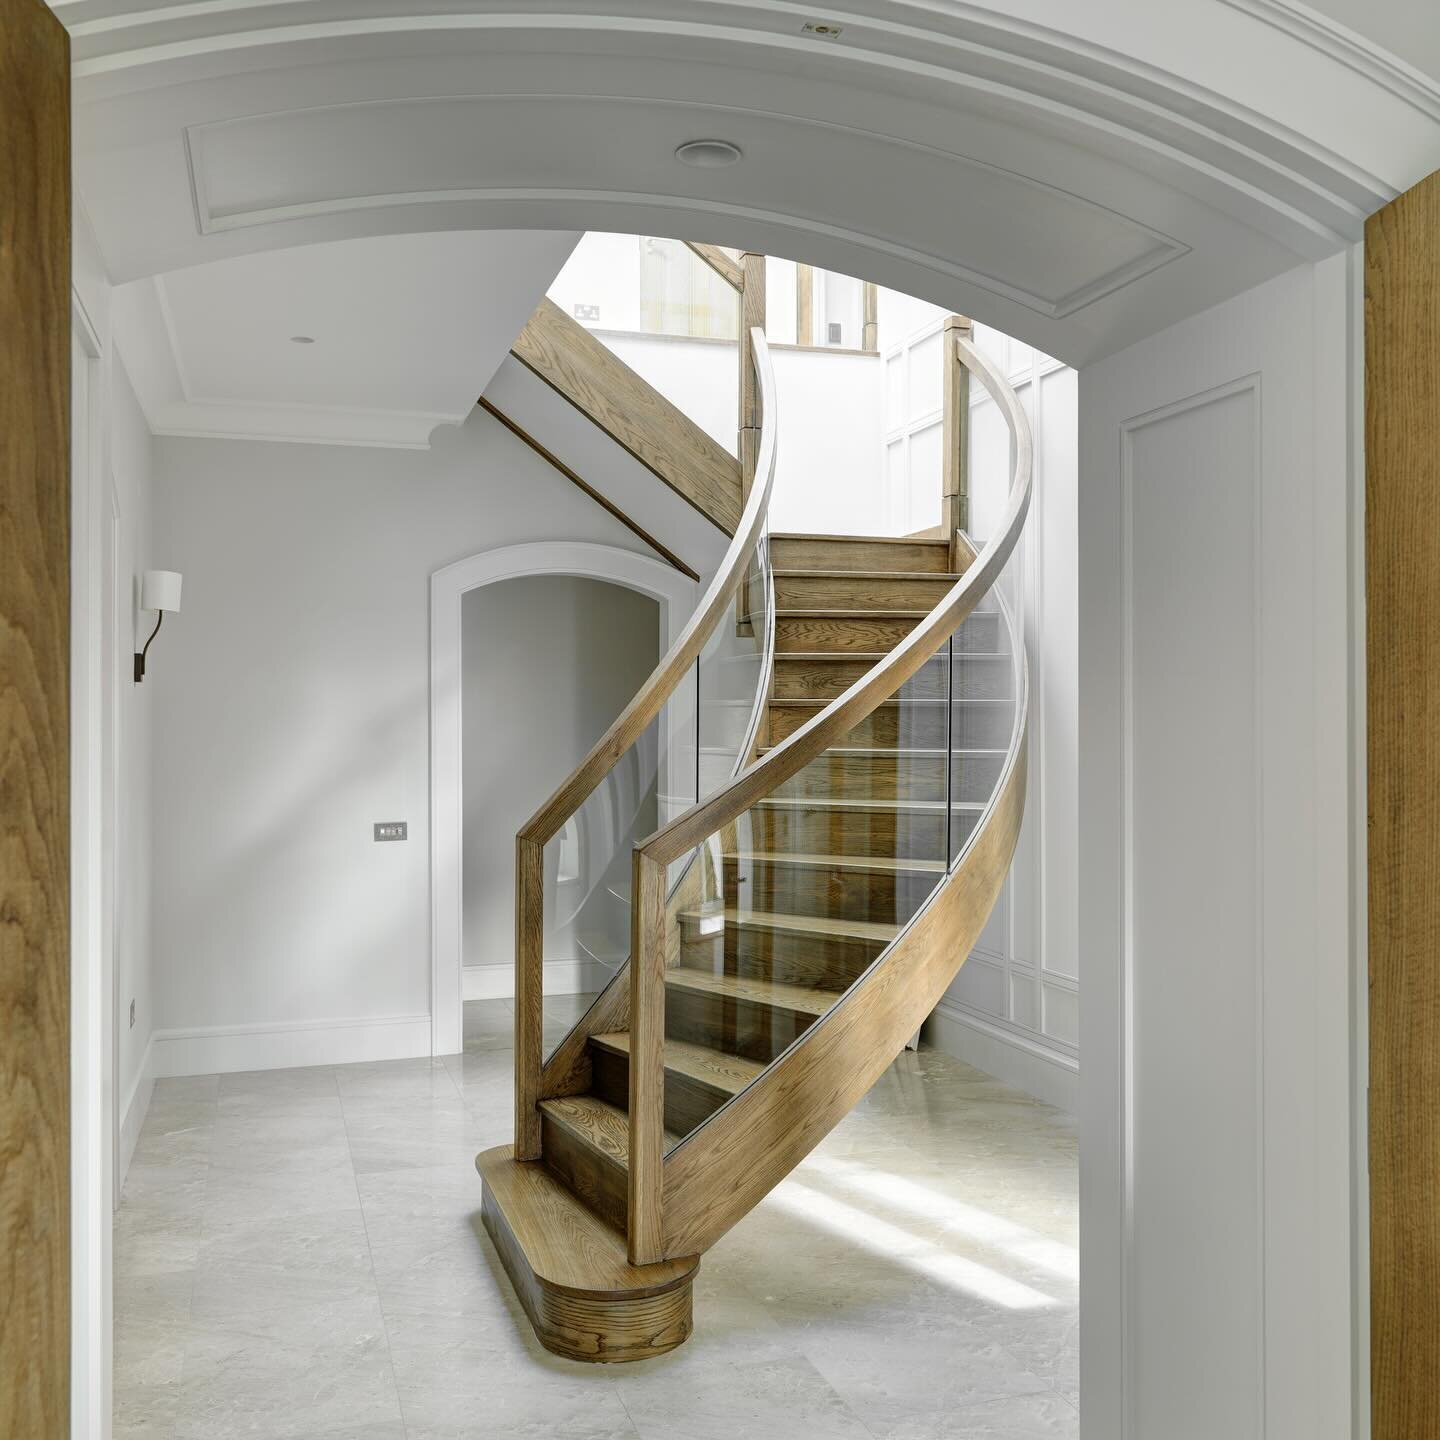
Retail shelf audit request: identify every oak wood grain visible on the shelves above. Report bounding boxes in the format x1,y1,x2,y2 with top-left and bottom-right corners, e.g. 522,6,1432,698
511,298,742,533
941,317,973,570
637,341,1023,869
1367,165,1440,1440
0,4,70,1433
477,397,698,579
477,1146,697,1363
772,571,961,612
661,723,1028,1258
682,241,743,290
769,535,952,573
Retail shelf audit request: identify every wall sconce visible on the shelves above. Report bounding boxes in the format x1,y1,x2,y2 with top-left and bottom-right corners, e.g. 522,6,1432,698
134,569,182,683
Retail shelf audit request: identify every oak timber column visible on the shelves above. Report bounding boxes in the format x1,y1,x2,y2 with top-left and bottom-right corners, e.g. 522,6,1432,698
737,252,765,630
1367,165,1440,1440
0,1,72,1434
941,314,973,572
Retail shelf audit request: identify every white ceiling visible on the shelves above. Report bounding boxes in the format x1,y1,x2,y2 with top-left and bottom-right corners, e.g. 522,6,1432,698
63,0,1440,365
114,230,579,447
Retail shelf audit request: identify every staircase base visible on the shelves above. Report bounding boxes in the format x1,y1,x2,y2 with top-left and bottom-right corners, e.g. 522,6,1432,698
476,1145,698,1363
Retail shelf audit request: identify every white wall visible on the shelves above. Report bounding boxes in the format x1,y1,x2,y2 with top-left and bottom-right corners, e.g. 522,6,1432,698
110,357,159,1159
147,410,660,1074
1077,251,1361,1437
71,206,163,1436
462,576,659,979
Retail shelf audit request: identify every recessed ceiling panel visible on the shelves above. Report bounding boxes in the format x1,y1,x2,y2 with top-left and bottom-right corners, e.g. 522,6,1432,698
188,96,1187,320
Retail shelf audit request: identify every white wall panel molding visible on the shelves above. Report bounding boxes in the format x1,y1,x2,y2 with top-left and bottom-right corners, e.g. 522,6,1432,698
1079,254,1360,1437
151,1013,433,1076
926,1001,1079,1114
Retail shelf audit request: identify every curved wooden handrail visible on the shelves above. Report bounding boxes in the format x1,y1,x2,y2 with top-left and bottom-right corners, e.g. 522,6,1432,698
517,326,777,850
513,327,778,1160
625,332,1034,1264
636,335,1032,870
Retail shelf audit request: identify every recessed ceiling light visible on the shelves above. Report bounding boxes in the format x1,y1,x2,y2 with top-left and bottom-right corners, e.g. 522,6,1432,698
674,139,743,168
290,334,316,345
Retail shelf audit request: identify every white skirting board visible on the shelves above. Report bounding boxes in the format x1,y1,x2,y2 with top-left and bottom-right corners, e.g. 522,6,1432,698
151,1013,433,1077
923,1001,1078,1114
117,1033,156,1193
464,959,612,1001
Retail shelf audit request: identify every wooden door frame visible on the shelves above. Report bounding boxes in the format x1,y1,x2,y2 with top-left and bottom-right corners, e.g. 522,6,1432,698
1365,165,1440,1440
0,1,72,1435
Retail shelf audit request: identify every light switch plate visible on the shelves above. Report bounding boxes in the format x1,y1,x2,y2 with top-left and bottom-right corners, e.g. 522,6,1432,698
374,821,408,842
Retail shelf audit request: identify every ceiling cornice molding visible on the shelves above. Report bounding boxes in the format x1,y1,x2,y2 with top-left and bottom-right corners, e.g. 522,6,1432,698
144,398,454,449
114,269,462,448
1213,0,1440,124
61,1,1405,240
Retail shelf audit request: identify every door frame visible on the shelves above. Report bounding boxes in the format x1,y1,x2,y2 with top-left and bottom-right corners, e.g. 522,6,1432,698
428,541,695,1054
69,288,115,1440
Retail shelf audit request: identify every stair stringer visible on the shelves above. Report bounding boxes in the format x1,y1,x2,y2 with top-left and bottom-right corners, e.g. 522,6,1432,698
657,673,1028,1260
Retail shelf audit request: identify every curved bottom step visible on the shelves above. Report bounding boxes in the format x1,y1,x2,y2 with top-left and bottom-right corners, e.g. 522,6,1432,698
477,1144,699,1363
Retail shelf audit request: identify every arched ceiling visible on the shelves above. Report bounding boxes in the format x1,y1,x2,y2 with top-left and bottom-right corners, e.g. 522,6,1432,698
59,0,1440,364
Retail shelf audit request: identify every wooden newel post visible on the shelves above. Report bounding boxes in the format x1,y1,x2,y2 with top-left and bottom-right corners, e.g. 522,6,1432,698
737,252,766,631
941,314,973,574
628,850,668,1264
514,834,545,1160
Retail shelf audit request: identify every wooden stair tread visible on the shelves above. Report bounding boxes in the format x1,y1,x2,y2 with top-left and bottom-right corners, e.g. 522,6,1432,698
754,794,985,813
775,651,1006,661
679,904,900,943
665,967,844,1016
724,849,946,875
757,745,1007,758
537,1095,675,1168
775,607,933,619
770,532,948,545
476,1145,695,1295
768,696,1012,708
771,569,967,582
590,1032,764,1097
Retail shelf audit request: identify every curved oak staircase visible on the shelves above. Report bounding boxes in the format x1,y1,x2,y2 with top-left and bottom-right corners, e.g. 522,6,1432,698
477,314,1033,1363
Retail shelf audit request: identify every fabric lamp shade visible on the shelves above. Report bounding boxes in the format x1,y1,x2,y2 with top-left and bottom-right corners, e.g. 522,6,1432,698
141,569,183,613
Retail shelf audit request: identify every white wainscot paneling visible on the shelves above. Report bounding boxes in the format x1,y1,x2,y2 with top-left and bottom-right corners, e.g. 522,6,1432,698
1124,378,1262,1439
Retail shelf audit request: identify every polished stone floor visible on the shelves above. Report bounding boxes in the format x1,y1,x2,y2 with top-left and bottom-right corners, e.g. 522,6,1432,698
115,999,1078,1439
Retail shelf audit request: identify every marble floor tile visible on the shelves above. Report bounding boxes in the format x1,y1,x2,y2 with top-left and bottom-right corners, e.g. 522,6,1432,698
172,1298,402,1440
873,1389,1080,1439
190,1205,378,1322
117,998,1079,1438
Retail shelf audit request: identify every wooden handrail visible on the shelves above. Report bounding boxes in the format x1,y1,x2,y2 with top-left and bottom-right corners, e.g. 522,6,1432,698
512,327,780,1160
683,241,744,290
637,334,1031,869
624,332,1033,1263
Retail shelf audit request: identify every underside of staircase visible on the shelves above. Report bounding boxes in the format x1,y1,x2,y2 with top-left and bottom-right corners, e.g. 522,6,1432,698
476,532,1013,1361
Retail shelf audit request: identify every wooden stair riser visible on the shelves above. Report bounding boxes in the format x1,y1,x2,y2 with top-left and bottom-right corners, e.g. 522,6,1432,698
678,917,883,989
720,856,941,928
773,572,959,612
540,1109,628,1233
748,802,979,861
771,750,1006,804
775,613,925,653
588,1045,732,1138
665,985,820,1065
773,653,1012,702
769,536,952,573
476,1148,697,1364
767,699,1015,747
